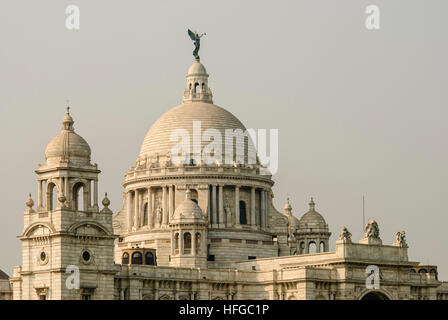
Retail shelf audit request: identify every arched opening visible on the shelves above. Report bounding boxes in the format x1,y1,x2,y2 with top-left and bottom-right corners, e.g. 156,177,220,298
195,232,201,254
131,252,143,264
360,291,390,300
145,252,155,265
430,269,438,280
202,82,205,91
299,242,305,254
239,201,247,225
122,252,129,264
410,269,416,273
142,203,148,226
189,189,198,204
73,182,86,211
193,82,199,93
308,241,317,254
319,241,325,252
174,233,179,254
184,232,191,254
419,269,427,274
47,182,57,211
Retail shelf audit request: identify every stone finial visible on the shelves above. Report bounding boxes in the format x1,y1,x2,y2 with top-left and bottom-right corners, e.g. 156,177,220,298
26,193,35,213
284,197,292,215
309,197,315,211
102,192,111,208
62,105,74,131
101,193,112,213
57,195,67,209
393,231,408,248
338,226,352,242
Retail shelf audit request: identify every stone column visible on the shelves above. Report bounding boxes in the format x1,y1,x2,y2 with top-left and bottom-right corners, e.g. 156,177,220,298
134,190,139,229
38,180,43,209
235,186,240,226
147,188,152,228
64,177,69,204
211,185,217,227
139,191,144,227
85,183,91,211
260,190,266,228
265,190,269,228
251,187,256,226
180,230,184,255
192,230,196,256
126,191,132,231
162,186,167,226
218,185,224,228
168,185,174,220
93,179,98,210
170,232,175,256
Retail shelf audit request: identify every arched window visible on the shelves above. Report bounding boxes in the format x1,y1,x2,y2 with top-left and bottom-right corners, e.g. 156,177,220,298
73,182,86,211
122,252,129,264
418,269,427,274
194,82,199,93
142,203,148,226
174,232,179,254
308,241,317,254
319,241,325,252
190,189,198,204
47,182,57,211
145,252,155,265
410,269,416,273
195,233,201,254
184,232,191,254
239,201,247,225
131,252,143,264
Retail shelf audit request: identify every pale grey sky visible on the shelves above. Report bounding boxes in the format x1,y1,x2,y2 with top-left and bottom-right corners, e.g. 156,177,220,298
1,0,447,277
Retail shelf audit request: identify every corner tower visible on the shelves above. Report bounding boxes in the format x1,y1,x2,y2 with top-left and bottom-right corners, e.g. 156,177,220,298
11,108,116,300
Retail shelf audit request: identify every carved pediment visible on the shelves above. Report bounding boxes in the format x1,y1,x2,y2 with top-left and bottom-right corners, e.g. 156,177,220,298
72,224,107,237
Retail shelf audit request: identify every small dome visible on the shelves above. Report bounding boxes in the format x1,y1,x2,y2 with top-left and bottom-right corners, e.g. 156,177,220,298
187,61,207,75
44,108,91,166
298,198,328,229
172,190,205,222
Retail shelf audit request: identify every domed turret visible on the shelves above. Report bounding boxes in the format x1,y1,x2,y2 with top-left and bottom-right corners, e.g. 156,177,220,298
183,61,212,103
44,107,91,167
171,190,206,223
298,198,328,230
295,198,331,254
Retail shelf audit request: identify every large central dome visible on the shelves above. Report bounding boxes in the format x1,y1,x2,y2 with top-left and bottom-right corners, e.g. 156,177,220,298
138,61,256,165
139,102,249,159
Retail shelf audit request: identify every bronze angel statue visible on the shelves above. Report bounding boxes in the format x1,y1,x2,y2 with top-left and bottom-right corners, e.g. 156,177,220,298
188,29,206,61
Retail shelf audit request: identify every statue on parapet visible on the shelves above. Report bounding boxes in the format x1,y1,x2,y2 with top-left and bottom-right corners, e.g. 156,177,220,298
393,231,408,248
338,226,352,242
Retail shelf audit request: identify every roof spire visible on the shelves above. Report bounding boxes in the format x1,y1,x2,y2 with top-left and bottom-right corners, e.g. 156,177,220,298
309,197,315,211
62,104,74,131
284,197,292,215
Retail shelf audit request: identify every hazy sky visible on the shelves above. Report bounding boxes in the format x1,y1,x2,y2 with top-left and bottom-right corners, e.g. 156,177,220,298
1,1,447,277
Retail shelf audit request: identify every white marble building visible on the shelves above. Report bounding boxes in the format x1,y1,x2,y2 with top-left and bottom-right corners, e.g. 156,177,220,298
8,55,448,300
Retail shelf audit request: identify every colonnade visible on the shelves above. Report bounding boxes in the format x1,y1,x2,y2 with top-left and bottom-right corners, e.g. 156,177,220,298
126,185,175,231
209,184,269,229
37,177,99,212
126,184,271,232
